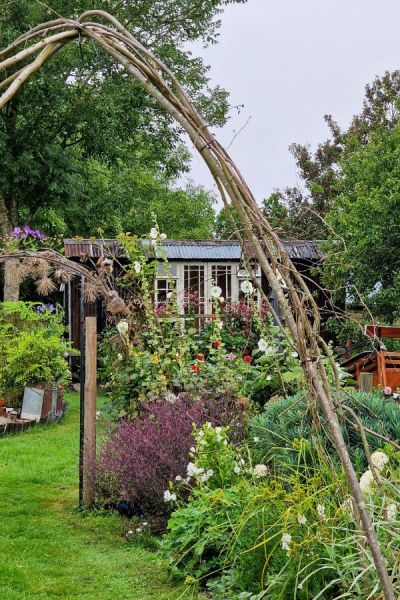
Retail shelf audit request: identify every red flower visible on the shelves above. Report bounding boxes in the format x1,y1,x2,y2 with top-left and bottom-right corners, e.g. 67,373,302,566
0,400,4,407
191,364,200,374
196,353,205,361
212,340,222,350
243,355,253,364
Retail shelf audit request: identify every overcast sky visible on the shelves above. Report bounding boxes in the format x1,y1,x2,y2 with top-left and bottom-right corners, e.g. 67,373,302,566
184,0,400,205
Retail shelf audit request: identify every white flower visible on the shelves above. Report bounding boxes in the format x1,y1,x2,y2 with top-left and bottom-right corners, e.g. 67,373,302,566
218,321,224,329
258,338,268,352
142,522,148,526
317,504,326,519
234,465,241,474
219,297,225,303
291,351,299,358
199,439,207,446
253,464,268,478
160,233,167,240
136,528,142,533
150,227,158,239
167,291,173,299
211,285,222,298
387,503,397,521
175,475,182,482
133,261,141,274
117,353,123,361
359,469,375,494
163,490,177,502
206,469,214,477
370,451,389,472
266,375,272,381
151,239,157,246
116,320,129,335
241,280,254,295
127,530,134,535
281,533,292,552
298,514,307,526
253,436,260,443
190,447,196,453
186,462,204,477
200,469,214,483
215,427,222,434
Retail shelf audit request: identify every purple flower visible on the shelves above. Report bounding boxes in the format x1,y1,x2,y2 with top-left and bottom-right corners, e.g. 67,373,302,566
8,225,45,241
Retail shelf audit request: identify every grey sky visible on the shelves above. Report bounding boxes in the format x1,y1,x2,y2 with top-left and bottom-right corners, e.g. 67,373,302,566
184,0,400,205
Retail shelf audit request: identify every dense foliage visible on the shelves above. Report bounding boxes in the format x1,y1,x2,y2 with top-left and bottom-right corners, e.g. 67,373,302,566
0,301,72,405
0,0,246,238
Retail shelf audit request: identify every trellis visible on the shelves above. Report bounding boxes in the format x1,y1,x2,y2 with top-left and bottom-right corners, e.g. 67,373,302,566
0,11,394,597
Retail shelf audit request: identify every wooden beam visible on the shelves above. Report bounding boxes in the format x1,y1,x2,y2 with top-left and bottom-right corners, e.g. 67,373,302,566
82,302,97,507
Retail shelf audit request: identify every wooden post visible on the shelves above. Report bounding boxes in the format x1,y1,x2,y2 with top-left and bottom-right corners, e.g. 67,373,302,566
82,301,97,507
359,372,373,393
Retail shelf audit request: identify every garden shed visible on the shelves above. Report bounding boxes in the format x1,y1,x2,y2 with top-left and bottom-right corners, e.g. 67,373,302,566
63,238,324,350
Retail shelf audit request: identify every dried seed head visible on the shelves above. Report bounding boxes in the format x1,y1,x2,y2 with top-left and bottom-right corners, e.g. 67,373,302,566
25,258,49,278
108,295,129,316
36,276,56,296
84,282,98,303
53,268,72,284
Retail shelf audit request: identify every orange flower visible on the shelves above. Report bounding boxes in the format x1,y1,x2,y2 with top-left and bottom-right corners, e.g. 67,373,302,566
191,364,200,374
196,353,205,361
243,355,253,364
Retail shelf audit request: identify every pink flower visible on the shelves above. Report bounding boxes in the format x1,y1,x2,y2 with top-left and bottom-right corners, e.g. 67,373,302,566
383,386,393,396
226,353,237,361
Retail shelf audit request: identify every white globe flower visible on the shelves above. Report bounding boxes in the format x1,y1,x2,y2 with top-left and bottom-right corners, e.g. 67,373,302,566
240,280,254,295
359,469,375,494
253,464,268,478
150,227,158,239
116,320,129,335
387,503,397,521
211,285,222,298
370,451,389,472
160,233,167,240
317,504,326,519
133,261,141,274
281,533,292,552
298,514,307,525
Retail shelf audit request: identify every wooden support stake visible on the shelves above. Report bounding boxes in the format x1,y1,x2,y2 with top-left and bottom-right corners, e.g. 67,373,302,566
360,372,373,393
82,302,97,507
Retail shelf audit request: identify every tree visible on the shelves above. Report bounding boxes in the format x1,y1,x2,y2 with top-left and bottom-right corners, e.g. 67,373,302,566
0,0,245,298
324,125,400,321
267,71,400,239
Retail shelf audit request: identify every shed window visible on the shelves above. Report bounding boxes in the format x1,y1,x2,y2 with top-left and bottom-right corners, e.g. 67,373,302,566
155,278,175,307
211,264,232,302
184,265,205,314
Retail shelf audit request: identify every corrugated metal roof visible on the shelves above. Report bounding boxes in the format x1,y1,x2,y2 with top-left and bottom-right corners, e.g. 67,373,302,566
161,240,241,261
63,238,322,261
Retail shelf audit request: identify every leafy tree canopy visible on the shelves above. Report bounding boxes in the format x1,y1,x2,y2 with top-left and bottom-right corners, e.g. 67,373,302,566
0,0,246,238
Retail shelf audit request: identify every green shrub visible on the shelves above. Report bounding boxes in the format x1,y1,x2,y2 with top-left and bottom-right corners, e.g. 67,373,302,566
250,390,400,470
0,302,72,402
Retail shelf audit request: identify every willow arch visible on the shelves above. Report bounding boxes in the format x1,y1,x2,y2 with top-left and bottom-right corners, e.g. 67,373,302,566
0,12,394,598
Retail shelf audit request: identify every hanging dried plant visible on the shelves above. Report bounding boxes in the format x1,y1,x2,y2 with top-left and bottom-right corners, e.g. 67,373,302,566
97,256,113,278
107,291,129,316
25,257,49,278
84,281,99,303
36,276,56,296
53,268,72,284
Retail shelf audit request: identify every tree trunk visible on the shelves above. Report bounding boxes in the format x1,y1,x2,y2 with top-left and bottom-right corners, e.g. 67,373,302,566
0,190,20,301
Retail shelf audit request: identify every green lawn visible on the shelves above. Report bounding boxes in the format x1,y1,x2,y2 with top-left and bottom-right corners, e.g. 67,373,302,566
0,394,192,599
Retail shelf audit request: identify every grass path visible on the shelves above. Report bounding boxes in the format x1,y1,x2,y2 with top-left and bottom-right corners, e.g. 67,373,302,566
0,394,189,599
